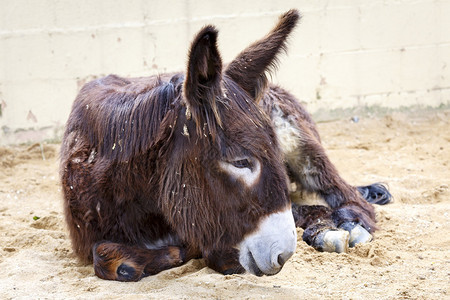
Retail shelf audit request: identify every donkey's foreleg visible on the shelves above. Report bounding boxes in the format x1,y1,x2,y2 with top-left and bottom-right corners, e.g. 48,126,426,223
292,204,350,253
93,242,186,281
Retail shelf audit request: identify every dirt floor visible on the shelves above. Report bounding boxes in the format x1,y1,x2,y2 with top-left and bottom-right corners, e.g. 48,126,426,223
0,110,449,299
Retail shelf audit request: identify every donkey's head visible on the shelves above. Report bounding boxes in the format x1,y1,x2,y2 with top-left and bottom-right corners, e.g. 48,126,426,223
160,10,300,276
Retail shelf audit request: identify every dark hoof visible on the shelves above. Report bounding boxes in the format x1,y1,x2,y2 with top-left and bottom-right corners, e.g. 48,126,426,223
117,263,138,281
357,183,392,205
339,222,372,247
93,242,143,281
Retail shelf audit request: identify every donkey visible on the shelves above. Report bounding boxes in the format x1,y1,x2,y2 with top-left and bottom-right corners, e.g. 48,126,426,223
61,10,301,281
60,9,390,282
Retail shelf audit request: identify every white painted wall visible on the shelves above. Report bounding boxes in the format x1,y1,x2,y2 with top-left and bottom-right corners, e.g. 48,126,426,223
1,0,449,144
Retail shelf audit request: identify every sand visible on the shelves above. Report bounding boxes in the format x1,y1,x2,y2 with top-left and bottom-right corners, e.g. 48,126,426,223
0,110,449,299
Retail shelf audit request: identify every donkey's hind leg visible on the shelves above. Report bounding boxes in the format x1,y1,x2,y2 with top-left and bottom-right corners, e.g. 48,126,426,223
93,242,186,281
288,132,376,230
279,118,378,251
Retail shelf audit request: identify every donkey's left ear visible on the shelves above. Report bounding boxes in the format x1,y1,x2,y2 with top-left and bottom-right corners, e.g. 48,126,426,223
183,26,222,127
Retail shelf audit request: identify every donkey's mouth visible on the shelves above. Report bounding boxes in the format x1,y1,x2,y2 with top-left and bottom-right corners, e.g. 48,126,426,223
247,251,264,277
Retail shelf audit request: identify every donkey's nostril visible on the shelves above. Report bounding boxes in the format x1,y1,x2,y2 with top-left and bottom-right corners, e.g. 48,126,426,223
277,254,285,266
277,250,293,267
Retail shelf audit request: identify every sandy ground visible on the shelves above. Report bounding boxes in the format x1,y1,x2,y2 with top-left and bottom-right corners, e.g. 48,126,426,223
0,110,449,299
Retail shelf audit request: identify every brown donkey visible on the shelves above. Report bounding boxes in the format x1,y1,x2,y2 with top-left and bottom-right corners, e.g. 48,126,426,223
60,9,391,281
61,10,300,281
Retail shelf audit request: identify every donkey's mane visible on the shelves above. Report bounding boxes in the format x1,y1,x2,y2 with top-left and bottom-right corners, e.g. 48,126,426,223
70,73,184,161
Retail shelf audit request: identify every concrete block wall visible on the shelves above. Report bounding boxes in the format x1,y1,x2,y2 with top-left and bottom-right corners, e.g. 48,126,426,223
0,0,449,144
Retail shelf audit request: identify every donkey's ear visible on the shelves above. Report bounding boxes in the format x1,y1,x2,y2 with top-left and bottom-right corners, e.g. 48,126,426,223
183,25,222,127
225,9,300,102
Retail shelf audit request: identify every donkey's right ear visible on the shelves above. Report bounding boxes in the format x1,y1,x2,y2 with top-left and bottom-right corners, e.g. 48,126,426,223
225,9,300,103
183,26,223,127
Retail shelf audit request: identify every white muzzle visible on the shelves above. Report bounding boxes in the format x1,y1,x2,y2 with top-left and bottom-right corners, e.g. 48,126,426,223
237,207,297,276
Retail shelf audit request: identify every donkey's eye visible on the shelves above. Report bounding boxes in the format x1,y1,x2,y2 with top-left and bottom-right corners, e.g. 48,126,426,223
219,157,261,187
231,159,252,169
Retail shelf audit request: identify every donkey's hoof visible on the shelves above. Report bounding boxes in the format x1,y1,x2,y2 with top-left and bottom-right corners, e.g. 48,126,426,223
357,183,392,205
321,230,350,253
339,222,373,247
117,263,138,281
348,224,372,247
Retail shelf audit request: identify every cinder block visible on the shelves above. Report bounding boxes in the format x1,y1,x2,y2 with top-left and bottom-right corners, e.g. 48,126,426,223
360,1,441,49
439,1,450,44
398,45,448,92
437,43,450,84
0,0,54,31
290,9,323,57
0,78,76,130
319,6,361,53
145,22,192,74
275,55,322,103
49,32,103,79
439,88,450,106
52,0,144,29
2,33,55,82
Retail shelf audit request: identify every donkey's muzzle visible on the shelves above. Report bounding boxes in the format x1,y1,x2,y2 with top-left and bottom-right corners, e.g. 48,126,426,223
238,207,297,276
